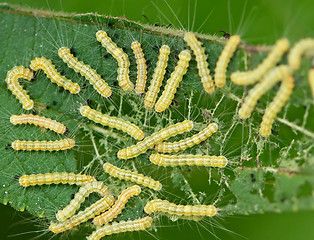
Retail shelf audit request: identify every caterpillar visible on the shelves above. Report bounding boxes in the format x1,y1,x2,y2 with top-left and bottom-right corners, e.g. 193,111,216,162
96,30,134,91
309,68,314,99
93,185,141,225
18,172,97,187
288,38,314,70
259,75,294,137
87,216,153,240
155,50,191,112
58,47,112,98
154,122,218,153
103,162,162,191
144,199,217,218
11,138,75,151
10,114,67,134
29,57,80,94
238,65,292,119
117,120,193,159
5,66,34,110
49,195,115,233
184,32,215,94
231,38,290,85
131,41,147,95
214,35,241,88
144,45,170,109
149,153,228,168
79,105,145,140
56,181,109,221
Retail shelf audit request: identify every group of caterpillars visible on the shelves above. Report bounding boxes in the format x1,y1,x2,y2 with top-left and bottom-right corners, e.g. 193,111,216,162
4,25,314,239
17,171,218,240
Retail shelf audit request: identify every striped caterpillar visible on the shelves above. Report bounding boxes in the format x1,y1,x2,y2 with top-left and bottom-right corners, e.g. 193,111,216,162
288,38,314,70
231,38,290,85
155,50,191,112
93,185,141,225
103,162,162,191
10,114,67,134
11,138,75,151
144,45,170,109
238,65,292,119
259,75,294,137
214,35,241,88
96,30,134,91
5,66,34,110
49,195,115,233
79,105,145,140
18,172,96,187
144,199,217,218
131,41,147,95
29,57,80,94
154,122,218,153
58,47,112,98
56,181,109,221
87,216,153,240
184,32,215,94
149,154,228,168
117,120,193,159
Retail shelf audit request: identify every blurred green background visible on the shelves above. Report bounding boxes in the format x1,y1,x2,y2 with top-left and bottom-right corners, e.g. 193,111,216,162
1,0,314,239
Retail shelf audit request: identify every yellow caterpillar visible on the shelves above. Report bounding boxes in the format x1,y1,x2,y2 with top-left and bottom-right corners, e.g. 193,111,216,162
5,66,34,110
154,122,218,152
155,50,191,112
103,162,162,191
184,32,215,94
79,105,145,140
144,45,170,109
10,114,67,134
149,154,228,168
18,172,96,187
12,138,75,151
96,30,134,91
288,38,314,70
58,47,112,98
117,120,193,159
87,216,153,240
30,57,80,94
93,185,141,225
131,41,147,95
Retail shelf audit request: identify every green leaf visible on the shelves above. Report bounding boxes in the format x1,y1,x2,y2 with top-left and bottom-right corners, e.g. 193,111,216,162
0,3,313,239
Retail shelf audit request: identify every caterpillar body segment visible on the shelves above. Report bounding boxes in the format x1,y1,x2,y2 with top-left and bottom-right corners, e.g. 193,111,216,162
184,32,215,94
259,75,294,137
288,38,314,70
96,30,134,91
131,41,147,95
231,38,290,85
12,138,75,151
309,68,314,99
56,181,109,221
103,163,162,191
117,120,193,159
10,114,67,134
154,122,218,153
29,57,80,94
58,47,112,98
79,105,145,140
87,216,153,240
150,154,228,168
19,172,97,187
155,50,191,112
214,35,241,87
144,45,170,109
144,199,217,217
238,65,292,119
93,185,141,225
49,195,115,233
5,66,34,110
